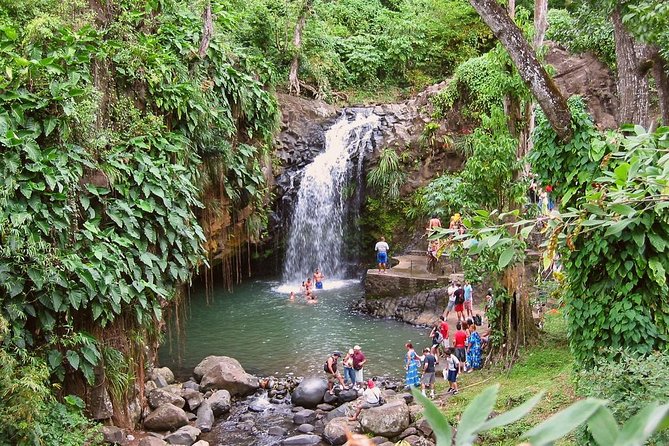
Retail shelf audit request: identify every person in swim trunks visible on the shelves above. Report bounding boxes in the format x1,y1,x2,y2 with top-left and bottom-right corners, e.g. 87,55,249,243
313,269,324,289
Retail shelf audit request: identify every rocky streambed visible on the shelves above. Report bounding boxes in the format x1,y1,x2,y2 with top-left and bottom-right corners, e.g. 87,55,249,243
104,356,437,446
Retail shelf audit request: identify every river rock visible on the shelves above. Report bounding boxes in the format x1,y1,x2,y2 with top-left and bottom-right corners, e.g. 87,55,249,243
249,399,271,412
416,418,433,437
139,438,167,446
398,427,419,439
269,426,288,436
148,388,186,410
402,434,434,446
317,403,335,411
183,389,204,411
192,442,209,446
291,377,328,408
183,380,200,391
196,400,214,433
198,357,259,396
143,404,188,431
151,367,175,385
102,426,125,444
293,409,317,425
359,399,410,437
325,402,353,422
297,424,314,433
164,425,200,446
208,389,231,416
324,417,361,445
337,389,359,402
281,434,322,446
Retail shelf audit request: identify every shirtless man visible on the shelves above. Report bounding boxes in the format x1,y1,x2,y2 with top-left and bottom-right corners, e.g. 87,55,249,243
313,269,324,290
428,215,442,231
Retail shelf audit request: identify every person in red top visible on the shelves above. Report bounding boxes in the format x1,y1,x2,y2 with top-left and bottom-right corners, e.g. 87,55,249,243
352,345,367,387
454,322,467,371
439,316,450,355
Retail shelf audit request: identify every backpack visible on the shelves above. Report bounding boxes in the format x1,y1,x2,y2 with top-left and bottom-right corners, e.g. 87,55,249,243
455,290,465,305
323,361,329,373
473,314,482,326
433,330,444,344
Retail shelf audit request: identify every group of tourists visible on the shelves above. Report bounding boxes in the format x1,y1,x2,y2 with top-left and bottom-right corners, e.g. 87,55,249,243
444,280,474,322
289,269,326,303
323,345,367,394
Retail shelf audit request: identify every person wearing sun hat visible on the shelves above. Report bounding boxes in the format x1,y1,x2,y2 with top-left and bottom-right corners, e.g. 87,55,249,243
352,345,366,387
324,351,346,395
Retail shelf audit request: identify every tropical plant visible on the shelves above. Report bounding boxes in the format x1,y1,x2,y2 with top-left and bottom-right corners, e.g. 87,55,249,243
414,385,669,446
367,148,406,201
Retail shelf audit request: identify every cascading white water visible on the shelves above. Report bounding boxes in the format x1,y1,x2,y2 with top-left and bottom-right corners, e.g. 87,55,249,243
282,110,379,284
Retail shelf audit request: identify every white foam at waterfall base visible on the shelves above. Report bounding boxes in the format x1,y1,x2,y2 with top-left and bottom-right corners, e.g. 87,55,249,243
272,279,359,294
282,111,380,283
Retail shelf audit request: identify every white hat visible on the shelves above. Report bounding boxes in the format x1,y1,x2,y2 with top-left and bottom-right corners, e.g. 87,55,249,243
353,345,361,350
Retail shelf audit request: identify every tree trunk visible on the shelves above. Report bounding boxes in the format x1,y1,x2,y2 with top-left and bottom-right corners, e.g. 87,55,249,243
198,2,213,58
652,53,669,126
288,0,312,96
468,0,572,142
612,8,652,126
533,0,548,50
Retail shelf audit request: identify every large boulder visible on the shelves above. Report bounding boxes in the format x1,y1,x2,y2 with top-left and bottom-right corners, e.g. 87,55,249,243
164,425,200,446
359,400,411,438
208,389,231,416
148,388,186,410
291,377,328,409
150,367,175,385
324,417,361,445
143,404,189,431
183,390,204,412
196,356,259,396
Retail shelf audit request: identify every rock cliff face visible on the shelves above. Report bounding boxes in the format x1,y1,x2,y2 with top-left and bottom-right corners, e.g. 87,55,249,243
545,43,619,129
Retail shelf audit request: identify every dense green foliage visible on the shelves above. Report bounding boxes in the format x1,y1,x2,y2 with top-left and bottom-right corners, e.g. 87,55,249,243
577,351,669,444
531,111,669,365
0,0,279,434
0,316,101,445
546,7,615,67
227,0,491,99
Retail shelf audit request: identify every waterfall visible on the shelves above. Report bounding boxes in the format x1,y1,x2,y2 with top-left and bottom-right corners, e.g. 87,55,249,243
282,110,379,283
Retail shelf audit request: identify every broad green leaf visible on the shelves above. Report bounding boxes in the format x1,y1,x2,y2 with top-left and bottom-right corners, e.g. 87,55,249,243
498,246,515,269
523,398,607,446
520,225,533,239
47,349,63,370
481,391,545,431
456,385,499,445
613,163,630,185
648,259,667,287
412,389,452,446
587,407,619,446
65,350,80,371
81,345,99,366
614,403,669,446
486,233,501,248
604,219,632,237
609,203,636,217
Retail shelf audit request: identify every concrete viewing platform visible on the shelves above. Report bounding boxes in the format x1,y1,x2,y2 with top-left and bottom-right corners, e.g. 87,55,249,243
365,252,463,299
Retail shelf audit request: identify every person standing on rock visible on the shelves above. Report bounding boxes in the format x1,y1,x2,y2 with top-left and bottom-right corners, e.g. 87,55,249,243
352,345,367,386
374,237,390,273
343,349,356,387
420,348,437,398
324,352,346,395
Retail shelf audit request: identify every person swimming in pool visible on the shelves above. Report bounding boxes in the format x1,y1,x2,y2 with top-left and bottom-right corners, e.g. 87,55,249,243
313,268,324,289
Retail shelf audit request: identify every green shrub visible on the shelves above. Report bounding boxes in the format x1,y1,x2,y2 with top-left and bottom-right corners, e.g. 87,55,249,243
576,351,669,445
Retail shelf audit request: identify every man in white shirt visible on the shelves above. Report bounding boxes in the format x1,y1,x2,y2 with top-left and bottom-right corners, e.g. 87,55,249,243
348,379,382,421
374,237,390,273
443,281,457,318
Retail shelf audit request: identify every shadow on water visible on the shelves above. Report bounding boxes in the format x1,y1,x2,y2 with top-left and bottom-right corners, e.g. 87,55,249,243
159,279,430,381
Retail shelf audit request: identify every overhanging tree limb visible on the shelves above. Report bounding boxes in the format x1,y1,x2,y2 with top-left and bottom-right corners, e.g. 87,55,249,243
468,0,573,142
